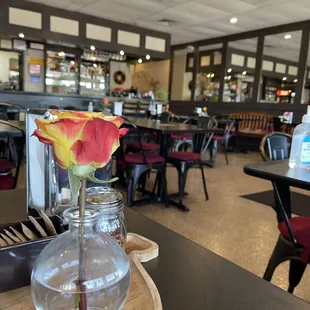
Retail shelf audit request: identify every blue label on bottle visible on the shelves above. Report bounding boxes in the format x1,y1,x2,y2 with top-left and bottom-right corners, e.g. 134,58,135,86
301,136,310,164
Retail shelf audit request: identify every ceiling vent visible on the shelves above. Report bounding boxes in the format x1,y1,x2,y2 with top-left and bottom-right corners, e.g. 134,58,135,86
156,18,177,27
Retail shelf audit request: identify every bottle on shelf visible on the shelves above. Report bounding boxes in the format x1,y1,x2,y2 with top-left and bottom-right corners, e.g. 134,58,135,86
88,101,94,112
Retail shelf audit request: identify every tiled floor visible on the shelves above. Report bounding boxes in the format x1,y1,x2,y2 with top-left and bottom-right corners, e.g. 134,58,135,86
126,152,310,303
19,151,310,302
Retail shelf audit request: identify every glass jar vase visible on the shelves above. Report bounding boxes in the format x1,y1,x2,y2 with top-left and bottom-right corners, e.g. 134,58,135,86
86,187,126,248
31,207,130,310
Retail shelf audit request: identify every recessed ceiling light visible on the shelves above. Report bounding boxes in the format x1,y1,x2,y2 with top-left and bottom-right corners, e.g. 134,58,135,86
284,34,292,40
93,63,97,68
211,73,215,78
19,33,25,38
242,71,247,75
207,73,211,78
90,45,96,51
70,61,75,65
120,50,125,56
282,76,287,81
228,75,232,80
294,79,298,83
230,17,238,24
138,58,142,64
227,68,232,73
146,54,151,60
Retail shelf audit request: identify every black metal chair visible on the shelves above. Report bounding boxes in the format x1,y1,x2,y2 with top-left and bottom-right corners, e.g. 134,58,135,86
260,132,292,161
119,119,168,207
0,121,25,190
211,118,235,164
166,117,215,210
259,131,310,293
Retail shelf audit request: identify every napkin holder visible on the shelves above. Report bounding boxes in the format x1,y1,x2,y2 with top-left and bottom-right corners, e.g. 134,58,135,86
0,215,64,293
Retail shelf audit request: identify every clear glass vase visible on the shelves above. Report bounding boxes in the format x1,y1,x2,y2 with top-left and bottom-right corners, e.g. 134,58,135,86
31,207,131,310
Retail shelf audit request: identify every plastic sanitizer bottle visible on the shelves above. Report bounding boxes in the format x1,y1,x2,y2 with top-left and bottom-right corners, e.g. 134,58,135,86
289,106,310,169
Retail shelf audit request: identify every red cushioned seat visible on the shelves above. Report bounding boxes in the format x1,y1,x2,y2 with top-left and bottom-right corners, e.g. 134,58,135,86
168,152,200,162
126,142,159,151
0,159,16,171
213,135,225,141
170,134,192,140
124,153,165,166
0,174,15,190
279,217,310,262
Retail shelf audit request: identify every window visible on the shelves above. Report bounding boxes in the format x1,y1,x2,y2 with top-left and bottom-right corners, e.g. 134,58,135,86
195,44,223,102
0,50,21,91
261,31,301,104
223,38,257,103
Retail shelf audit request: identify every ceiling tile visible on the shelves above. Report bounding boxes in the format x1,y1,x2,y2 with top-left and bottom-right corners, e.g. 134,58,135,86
159,1,230,24
196,0,256,14
260,2,310,21
292,0,310,9
80,0,145,21
241,0,288,5
202,19,245,34
244,8,291,25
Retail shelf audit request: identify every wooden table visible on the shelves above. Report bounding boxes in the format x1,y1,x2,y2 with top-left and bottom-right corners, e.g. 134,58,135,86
0,189,310,309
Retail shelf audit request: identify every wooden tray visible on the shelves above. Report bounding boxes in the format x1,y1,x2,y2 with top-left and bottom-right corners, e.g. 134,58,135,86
0,233,162,310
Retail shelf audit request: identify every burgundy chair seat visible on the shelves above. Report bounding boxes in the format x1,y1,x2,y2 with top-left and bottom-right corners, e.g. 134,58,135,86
170,133,193,140
279,217,310,262
0,174,15,190
126,142,159,151
213,135,225,141
168,151,200,162
0,159,16,171
124,153,165,166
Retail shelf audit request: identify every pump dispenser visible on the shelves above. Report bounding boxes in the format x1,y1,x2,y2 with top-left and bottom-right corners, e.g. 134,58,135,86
289,106,310,169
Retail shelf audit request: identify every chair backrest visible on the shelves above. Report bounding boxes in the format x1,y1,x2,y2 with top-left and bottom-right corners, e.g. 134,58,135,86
197,116,217,129
119,117,148,163
0,113,9,121
230,112,274,131
0,120,25,189
192,117,217,155
260,132,292,161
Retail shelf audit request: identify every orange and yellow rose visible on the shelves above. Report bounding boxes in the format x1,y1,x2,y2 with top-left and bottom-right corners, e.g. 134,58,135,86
32,110,127,175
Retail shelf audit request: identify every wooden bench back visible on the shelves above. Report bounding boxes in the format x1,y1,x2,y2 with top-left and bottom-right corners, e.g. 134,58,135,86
229,112,274,131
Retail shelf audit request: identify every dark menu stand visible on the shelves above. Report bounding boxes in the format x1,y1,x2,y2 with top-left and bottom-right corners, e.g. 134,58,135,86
125,117,223,211
0,189,309,309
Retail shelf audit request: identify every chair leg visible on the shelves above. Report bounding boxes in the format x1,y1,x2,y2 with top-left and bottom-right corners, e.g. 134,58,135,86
200,164,209,200
263,236,293,283
152,172,159,195
177,164,188,205
160,167,169,208
126,165,148,207
224,139,229,164
288,260,307,294
127,178,134,207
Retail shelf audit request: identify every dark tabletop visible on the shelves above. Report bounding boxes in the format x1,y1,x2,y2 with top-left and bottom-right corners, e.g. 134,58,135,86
1,189,309,309
126,117,223,135
244,160,310,191
0,121,24,138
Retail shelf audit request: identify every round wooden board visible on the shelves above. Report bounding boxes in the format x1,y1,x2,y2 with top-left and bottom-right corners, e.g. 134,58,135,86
0,233,162,310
